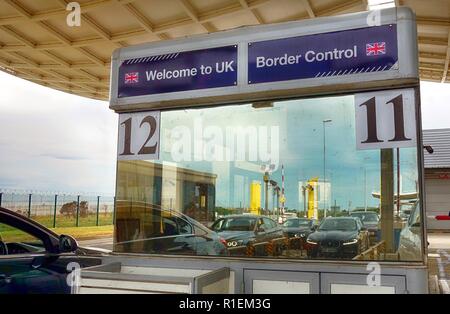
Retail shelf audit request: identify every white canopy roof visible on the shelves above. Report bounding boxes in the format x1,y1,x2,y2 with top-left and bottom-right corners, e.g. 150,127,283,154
0,0,448,100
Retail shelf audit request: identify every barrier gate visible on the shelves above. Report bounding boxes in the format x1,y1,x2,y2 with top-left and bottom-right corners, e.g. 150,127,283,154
84,7,428,294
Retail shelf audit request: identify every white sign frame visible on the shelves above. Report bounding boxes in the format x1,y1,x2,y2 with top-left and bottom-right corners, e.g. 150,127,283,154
117,111,161,160
355,88,417,150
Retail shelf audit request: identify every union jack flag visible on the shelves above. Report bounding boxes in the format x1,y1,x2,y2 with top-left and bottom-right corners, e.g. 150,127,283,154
366,42,386,56
125,72,139,84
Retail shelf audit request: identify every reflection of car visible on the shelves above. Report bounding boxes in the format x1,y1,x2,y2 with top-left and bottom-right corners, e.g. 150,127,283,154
115,207,228,256
282,218,318,245
306,217,369,259
349,211,380,237
278,212,298,224
0,207,104,294
398,204,414,221
211,215,283,250
398,202,422,261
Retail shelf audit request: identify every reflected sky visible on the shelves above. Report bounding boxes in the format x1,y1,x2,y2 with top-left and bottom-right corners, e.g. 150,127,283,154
157,95,418,211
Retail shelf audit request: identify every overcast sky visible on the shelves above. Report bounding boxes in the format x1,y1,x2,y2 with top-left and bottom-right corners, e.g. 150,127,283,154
0,71,449,195
0,71,117,195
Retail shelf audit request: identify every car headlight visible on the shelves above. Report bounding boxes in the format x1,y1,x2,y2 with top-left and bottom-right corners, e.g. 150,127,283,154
306,239,318,245
343,239,358,246
227,241,238,247
226,240,243,247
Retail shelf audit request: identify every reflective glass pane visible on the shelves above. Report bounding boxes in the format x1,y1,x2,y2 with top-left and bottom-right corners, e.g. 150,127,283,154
114,93,423,262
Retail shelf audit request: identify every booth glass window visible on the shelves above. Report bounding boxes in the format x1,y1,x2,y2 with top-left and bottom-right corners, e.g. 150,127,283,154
114,92,424,262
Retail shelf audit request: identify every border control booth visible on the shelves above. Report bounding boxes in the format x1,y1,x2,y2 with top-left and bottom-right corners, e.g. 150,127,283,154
84,7,428,294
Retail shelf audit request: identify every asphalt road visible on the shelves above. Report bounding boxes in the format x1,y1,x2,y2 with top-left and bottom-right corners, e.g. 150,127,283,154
78,237,113,251
427,233,450,294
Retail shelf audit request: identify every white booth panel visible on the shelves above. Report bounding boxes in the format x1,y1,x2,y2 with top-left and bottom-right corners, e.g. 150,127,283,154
253,280,310,294
330,284,395,294
321,273,406,294
244,270,319,294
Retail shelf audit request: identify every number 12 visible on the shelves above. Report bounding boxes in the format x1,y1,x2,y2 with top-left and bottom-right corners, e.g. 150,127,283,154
119,115,158,156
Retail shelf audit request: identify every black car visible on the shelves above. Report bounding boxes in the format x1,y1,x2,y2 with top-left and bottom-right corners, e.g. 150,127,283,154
211,215,283,255
282,218,318,247
349,211,380,238
306,217,369,259
0,206,104,294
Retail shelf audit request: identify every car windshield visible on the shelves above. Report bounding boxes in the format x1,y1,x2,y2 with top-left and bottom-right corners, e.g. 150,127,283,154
319,219,357,231
212,217,257,232
351,212,378,222
283,219,310,228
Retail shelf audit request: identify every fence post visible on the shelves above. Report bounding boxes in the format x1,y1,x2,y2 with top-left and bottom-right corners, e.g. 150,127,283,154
76,195,80,227
113,196,116,225
28,193,32,218
0,192,2,207
96,196,100,226
53,194,58,228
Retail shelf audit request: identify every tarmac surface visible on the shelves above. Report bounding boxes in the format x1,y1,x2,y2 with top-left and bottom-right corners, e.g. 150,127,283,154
427,233,450,293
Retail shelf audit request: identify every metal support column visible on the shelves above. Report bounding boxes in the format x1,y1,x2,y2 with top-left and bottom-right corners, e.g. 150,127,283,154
76,195,80,227
28,193,32,218
53,194,58,228
381,149,394,253
96,196,100,226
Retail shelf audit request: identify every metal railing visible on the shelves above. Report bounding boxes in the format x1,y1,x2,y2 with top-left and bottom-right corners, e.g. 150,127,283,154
352,241,386,261
0,190,115,228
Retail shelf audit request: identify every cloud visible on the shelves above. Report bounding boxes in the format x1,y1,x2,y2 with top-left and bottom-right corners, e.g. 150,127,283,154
0,71,117,195
420,81,450,130
38,153,90,161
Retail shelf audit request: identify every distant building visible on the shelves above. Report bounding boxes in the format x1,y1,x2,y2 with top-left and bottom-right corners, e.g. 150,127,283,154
423,128,450,230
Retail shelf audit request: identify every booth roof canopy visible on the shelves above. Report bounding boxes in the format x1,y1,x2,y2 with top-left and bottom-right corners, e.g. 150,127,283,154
0,0,449,101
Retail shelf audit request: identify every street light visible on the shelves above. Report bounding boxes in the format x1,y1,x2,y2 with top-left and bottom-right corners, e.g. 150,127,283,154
269,180,278,216
263,172,270,216
323,119,332,218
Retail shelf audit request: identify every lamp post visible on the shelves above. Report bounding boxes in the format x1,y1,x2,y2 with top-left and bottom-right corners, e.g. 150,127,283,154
263,172,269,216
323,119,332,218
270,180,278,216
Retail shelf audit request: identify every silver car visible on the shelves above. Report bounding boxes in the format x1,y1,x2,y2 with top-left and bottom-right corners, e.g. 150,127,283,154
398,202,422,261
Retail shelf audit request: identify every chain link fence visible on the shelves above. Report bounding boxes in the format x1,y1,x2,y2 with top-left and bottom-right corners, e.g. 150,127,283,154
0,189,115,228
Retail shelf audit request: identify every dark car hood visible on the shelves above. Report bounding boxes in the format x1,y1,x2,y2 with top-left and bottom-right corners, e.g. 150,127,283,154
362,222,379,229
309,230,358,242
282,227,311,233
217,230,255,241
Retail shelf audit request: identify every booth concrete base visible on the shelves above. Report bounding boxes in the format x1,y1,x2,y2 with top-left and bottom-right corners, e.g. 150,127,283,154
87,254,428,294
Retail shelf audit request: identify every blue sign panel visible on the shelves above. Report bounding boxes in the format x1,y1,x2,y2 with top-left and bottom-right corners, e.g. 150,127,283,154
248,25,397,84
118,45,237,98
